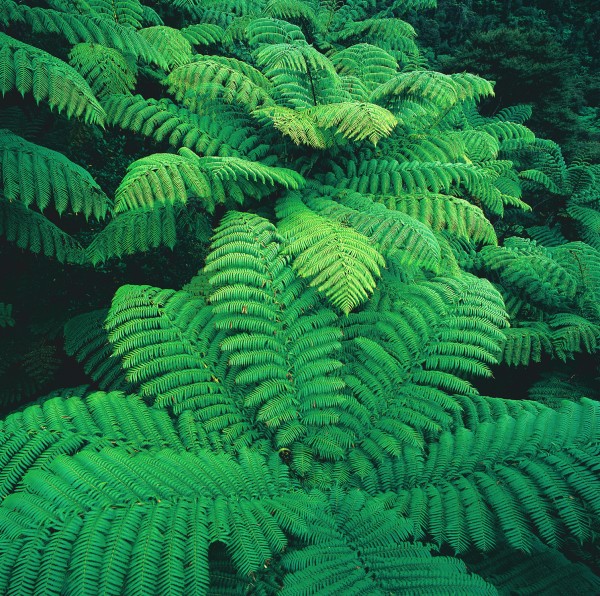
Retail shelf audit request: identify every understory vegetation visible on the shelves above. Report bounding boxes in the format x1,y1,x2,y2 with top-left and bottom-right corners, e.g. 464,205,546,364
0,0,599,593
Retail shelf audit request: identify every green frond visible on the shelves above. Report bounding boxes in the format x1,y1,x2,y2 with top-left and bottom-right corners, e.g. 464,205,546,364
64,311,131,390
0,197,84,263
252,105,329,148
114,148,303,213
278,196,385,313
85,203,179,264
478,238,578,311
0,33,105,125
469,540,600,595
328,158,504,215
309,101,397,145
281,490,496,595
375,192,497,246
181,23,225,47
17,5,166,68
138,26,193,70
69,43,136,99
330,43,398,90
103,94,261,158
0,130,110,218
371,70,494,110
263,0,318,25
305,190,441,272
254,41,337,78
242,17,307,47
166,57,274,112
363,403,600,552
500,323,553,366
87,0,145,29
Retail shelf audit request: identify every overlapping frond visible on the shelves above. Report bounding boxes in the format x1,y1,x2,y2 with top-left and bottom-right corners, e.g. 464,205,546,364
0,130,110,219
0,33,105,125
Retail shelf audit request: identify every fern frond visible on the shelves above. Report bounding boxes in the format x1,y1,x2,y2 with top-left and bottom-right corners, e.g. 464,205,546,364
69,43,136,99
375,193,497,246
138,26,193,70
181,23,225,46
104,94,261,158
0,197,84,263
305,190,441,271
330,43,398,90
309,101,397,145
166,57,274,112
85,203,178,264
371,70,494,110
0,33,105,125
242,16,307,47
252,105,329,148
17,6,166,68
278,197,385,313
114,148,303,213
64,311,131,390
0,130,110,219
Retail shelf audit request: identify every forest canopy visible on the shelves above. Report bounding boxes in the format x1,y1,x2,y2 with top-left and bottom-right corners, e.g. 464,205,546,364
0,0,599,593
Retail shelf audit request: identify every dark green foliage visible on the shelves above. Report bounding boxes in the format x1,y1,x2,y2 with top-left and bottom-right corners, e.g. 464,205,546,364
1,0,599,592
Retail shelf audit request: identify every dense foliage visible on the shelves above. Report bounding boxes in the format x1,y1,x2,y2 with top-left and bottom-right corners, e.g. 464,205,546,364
1,0,599,593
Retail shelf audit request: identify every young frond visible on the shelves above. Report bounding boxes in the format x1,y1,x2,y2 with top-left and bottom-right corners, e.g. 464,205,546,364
0,130,110,219
309,101,398,145
181,23,225,47
0,33,105,125
278,196,385,313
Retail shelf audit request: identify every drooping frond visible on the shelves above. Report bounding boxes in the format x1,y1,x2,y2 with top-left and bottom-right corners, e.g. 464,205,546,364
280,490,496,595
242,16,307,47
87,0,145,28
138,26,193,70
85,203,179,264
114,148,303,213
64,311,131,391
371,70,495,110
104,94,265,158
330,43,398,90
166,56,274,112
12,4,166,68
68,43,136,99
278,196,385,313
0,33,105,125
181,23,225,47
374,192,497,246
0,197,84,263
252,105,329,148
0,130,110,219
254,41,337,78
469,540,600,595
362,401,600,552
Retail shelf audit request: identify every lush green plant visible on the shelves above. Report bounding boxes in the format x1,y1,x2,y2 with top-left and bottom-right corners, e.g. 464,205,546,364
1,0,599,593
